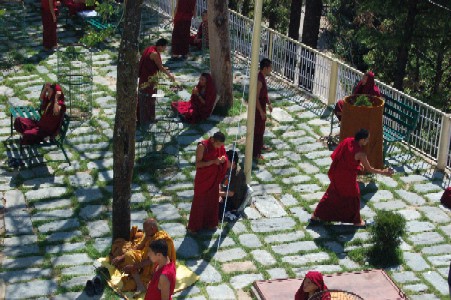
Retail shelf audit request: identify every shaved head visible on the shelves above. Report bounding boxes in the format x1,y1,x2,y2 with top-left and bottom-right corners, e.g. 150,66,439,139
143,218,158,236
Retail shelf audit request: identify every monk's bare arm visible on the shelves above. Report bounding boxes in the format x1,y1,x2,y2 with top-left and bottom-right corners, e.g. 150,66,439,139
255,81,265,119
53,92,62,115
195,144,218,168
150,52,175,81
356,152,393,176
159,274,171,300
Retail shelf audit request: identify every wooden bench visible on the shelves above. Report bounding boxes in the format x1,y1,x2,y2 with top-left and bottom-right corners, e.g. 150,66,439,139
382,94,420,160
19,114,71,166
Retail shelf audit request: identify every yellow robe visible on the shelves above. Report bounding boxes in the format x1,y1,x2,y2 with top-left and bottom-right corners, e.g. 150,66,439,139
112,228,176,291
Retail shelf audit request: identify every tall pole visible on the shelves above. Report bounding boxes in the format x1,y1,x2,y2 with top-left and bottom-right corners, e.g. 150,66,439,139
244,0,263,184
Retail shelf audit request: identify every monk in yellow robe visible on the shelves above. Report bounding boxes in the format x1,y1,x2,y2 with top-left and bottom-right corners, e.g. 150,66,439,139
110,218,176,293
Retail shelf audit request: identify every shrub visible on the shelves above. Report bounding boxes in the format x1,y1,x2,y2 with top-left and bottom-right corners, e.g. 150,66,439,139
368,210,406,266
354,95,372,107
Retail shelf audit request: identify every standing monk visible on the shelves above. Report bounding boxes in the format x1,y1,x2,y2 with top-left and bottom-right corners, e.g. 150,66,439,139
171,0,196,58
14,83,66,145
187,132,229,234
41,0,59,50
253,58,273,160
138,38,175,124
190,10,209,50
311,129,393,226
110,219,176,294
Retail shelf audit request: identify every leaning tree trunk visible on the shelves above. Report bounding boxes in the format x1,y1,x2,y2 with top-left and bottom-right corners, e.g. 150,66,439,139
301,0,322,48
393,0,418,90
208,0,233,110
288,0,302,40
112,0,143,241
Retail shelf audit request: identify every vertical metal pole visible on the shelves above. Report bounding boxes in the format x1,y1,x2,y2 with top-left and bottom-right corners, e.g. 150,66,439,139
436,114,451,170
243,0,263,184
327,59,339,106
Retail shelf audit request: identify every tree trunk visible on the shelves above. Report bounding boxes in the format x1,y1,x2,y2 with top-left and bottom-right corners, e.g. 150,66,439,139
301,0,322,48
112,0,143,241
208,0,233,110
288,0,302,40
393,0,418,90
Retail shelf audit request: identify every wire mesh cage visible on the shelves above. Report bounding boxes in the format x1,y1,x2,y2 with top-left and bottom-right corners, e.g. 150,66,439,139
308,289,364,300
140,0,161,44
57,44,93,120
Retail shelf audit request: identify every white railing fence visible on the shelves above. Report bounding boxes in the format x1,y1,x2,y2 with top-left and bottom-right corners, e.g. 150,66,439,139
152,0,451,170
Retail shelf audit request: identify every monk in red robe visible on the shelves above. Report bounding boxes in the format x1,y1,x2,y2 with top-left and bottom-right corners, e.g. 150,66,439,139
171,0,196,57
334,71,381,121
190,10,208,50
311,129,393,226
138,38,175,124
171,73,216,123
294,271,330,300
253,58,273,160
14,83,66,145
41,0,59,50
62,0,95,16
187,132,229,234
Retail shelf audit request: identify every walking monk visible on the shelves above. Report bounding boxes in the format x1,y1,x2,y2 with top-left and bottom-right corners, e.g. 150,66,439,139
311,129,393,226
41,0,58,50
14,83,66,145
138,38,175,124
187,132,229,234
253,58,273,160
171,0,196,58
110,219,176,294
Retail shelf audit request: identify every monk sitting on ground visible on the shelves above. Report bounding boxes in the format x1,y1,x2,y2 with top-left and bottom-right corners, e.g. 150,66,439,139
190,10,209,50
171,73,216,124
110,218,176,294
14,83,66,145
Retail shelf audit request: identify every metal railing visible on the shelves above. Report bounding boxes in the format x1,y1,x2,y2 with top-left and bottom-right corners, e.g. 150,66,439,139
154,0,451,170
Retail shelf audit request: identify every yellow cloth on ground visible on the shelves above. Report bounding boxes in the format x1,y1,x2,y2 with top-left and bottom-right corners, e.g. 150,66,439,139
98,257,199,300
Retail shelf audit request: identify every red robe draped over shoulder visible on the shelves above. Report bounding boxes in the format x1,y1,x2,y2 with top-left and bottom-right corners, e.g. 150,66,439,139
188,139,228,232
313,137,363,224
138,46,160,123
171,73,216,123
144,262,176,300
14,85,66,145
41,0,58,49
171,0,196,55
334,71,381,121
295,271,330,300
253,71,269,157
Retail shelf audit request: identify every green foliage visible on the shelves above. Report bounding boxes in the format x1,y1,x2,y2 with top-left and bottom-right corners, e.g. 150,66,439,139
368,210,406,266
353,95,372,107
80,27,115,47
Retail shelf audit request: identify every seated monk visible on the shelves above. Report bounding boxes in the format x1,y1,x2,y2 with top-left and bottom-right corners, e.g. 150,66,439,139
334,71,381,121
190,10,209,50
110,218,176,293
14,83,66,145
171,73,216,124
62,0,95,16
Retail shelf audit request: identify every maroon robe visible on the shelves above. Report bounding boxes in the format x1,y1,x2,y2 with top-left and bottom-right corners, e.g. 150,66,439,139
62,0,95,16
253,71,269,157
295,271,330,300
189,21,208,50
171,0,196,55
138,46,160,124
144,262,176,300
188,139,228,232
334,71,381,121
313,137,363,224
14,85,66,145
171,73,216,123
41,0,58,49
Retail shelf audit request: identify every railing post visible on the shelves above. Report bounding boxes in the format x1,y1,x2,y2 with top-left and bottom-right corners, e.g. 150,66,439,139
268,31,273,60
327,59,339,106
436,113,451,170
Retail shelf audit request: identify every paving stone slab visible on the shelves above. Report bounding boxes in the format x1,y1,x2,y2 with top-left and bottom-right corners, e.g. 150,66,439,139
403,283,429,293
46,230,83,242
79,204,104,220
203,237,236,249
282,175,311,185
395,190,426,205
174,286,201,298
3,243,40,256
422,244,451,255
4,214,33,235
292,184,321,193
206,284,235,299
174,237,199,258
22,176,65,188
426,254,451,267
418,206,450,224
214,248,247,262
282,252,330,265
408,231,444,245
256,170,274,182
251,250,276,266
25,186,67,200
403,252,430,271
87,220,110,238
5,279,57,299
51,253,93,267
253,195,286,218
409,294,440,300
264,232,305,244
375,176,398,188
38,218,80,233
397,209,422,221
298,162,320,173
267,268,288,279
150,203,181,221
293,265,343,275
406,220,435,233
272,241,318,255
75,188,103,203
392,271,420,284
399,175,429,183
2,255,45,269
31,209,74,221
271,107,294,122
362,190,393,201
230,273,264,290
46,242,86,254
69,172,94,187
186,260,222,283
373,200,407,210
60,275,93,289
413,183,442,193
250,217,295,232
32,198,72,210
439,223,451,239
222,261,257,274
272,168,299,176
251,184,282,195
160,222,187,237
279,194,299,206
238,234,262,248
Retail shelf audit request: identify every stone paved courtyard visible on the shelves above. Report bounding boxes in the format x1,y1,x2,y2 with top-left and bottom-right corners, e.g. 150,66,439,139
0,2,450,299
